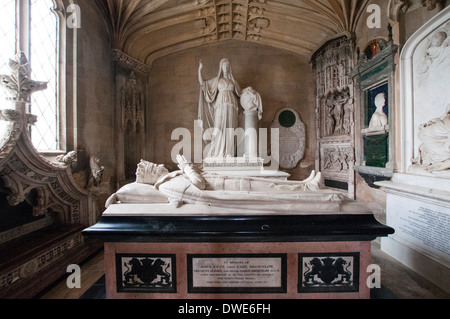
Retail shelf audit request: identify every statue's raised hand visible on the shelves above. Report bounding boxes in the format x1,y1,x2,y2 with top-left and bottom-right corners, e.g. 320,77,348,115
177,154,189,171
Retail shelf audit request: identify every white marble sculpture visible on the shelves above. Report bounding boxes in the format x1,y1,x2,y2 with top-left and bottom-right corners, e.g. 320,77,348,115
368,93,388,129
240,86,263,120
412,104,450,172
198,59,242,158
56,150,78,169
240,87,263,159
418,30,449,75
105,155,349,214
413,22,450,161
90,156,105,186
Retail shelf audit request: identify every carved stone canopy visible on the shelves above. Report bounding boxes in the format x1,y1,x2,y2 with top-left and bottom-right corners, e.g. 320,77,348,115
0,52,89,225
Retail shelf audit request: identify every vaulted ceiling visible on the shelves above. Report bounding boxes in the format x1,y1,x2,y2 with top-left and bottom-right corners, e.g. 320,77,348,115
95,0,369,67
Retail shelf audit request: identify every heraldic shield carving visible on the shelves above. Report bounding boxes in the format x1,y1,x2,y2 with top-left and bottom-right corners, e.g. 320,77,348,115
298,253,360,293
116,254,176,293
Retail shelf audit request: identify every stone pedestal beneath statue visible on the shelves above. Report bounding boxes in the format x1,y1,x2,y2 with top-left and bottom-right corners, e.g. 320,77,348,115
202,157,290,180
376,174,450,294
83,205,394,299
203,157,264,171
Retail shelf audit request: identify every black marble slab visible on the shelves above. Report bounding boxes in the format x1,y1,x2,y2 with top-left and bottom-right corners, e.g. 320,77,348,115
82,214,394,243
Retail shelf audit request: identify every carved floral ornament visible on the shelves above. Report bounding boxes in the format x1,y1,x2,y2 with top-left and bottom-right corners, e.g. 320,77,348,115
0,52,47,103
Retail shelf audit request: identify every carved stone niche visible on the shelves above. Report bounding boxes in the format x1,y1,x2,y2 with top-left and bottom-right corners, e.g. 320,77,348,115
0,53,96,299
116,70,146,182
313,36,356,199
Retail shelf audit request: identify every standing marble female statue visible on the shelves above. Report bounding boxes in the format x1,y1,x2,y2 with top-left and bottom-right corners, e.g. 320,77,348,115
198,59,242,158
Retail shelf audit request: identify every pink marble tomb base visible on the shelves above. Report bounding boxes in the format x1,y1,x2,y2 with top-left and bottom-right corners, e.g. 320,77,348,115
104,241,372,299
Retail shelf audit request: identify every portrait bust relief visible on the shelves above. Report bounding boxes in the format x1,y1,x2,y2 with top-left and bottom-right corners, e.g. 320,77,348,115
368,93,388,129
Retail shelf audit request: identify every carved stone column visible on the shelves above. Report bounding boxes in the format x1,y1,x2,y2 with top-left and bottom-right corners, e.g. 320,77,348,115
244,110,259,159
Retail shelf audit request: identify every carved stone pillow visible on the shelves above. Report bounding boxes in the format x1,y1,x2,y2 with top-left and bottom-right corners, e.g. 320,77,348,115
114,182,169,204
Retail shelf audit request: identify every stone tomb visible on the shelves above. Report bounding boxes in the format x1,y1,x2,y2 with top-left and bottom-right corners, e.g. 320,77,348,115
83,204,393,299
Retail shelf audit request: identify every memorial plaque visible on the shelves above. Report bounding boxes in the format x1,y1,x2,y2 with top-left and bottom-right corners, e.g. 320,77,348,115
187,254,287,294
271,108,306,169
364,134,388,168
387,194,450,265
116,254,176,293
298,253,360,293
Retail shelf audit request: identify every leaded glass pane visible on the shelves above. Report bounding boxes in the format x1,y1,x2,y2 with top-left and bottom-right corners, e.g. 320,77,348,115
30,0,58,151
0,0,16,110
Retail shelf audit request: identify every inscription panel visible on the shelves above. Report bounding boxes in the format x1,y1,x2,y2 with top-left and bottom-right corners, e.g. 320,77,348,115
387,194,450,266
188,254,287,294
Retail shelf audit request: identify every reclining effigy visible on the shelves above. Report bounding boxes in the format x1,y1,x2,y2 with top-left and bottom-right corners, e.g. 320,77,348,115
105,155,370,215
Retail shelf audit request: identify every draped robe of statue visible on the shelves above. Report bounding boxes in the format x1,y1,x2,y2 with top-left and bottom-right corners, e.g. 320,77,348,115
198,59,242,158
415,104,450,171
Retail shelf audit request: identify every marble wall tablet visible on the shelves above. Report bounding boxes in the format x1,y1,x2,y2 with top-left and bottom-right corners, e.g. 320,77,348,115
187,254,287,294
271,108,306,169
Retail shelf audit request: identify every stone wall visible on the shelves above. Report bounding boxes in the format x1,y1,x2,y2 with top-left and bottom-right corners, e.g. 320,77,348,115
72,1,115,212
146,41,316,181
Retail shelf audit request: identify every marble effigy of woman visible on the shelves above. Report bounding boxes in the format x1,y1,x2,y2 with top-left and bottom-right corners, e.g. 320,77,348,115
198,58,242,158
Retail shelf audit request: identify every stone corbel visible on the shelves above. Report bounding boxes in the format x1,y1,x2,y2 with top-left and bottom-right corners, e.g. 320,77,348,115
56,150,78,170
388,0,410,22
112,49,152,75
89,156,104,188
421,0,446,11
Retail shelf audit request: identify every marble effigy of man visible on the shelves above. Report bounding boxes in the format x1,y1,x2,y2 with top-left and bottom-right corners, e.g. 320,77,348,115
106,155,364,214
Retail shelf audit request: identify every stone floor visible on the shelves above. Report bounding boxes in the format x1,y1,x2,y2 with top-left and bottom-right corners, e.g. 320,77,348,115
38,242,450,299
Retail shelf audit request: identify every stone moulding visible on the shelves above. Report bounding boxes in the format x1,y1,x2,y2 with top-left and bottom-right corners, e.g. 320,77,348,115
112,49,152,75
